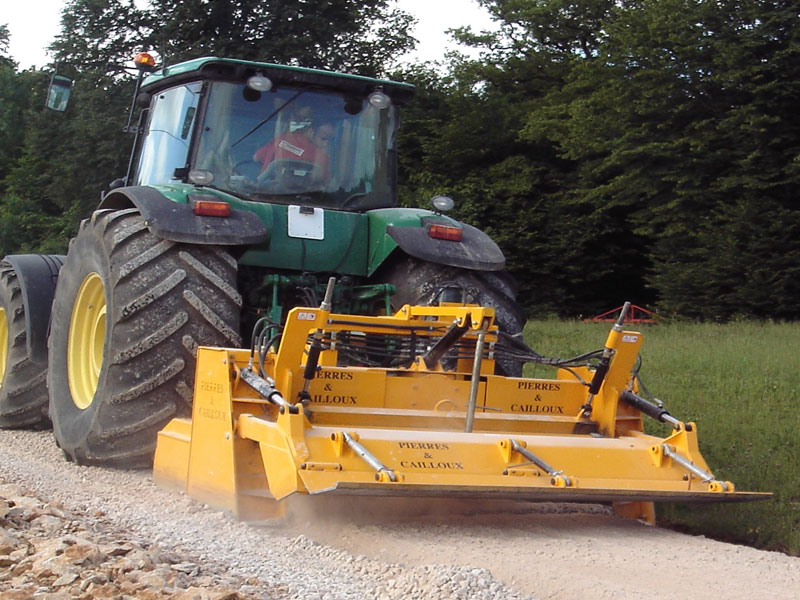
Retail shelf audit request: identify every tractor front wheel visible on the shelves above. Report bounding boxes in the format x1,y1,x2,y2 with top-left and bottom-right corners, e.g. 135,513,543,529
47,209,242,467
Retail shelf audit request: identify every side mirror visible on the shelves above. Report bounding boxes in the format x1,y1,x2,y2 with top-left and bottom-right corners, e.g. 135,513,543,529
45,75,73,112
108,178,126,190
135,91,152,108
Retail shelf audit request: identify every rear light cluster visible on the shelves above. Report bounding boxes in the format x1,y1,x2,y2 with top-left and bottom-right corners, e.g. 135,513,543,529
428,223,463,242
192,199,231,217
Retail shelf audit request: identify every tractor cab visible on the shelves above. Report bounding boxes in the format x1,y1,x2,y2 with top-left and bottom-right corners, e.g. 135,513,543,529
133,58,413,211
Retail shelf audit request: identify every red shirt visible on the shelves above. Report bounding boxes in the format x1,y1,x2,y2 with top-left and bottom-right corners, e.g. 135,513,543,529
254,132,329,177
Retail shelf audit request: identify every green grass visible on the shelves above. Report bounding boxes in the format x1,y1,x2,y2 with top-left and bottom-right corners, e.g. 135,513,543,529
521,319,800,555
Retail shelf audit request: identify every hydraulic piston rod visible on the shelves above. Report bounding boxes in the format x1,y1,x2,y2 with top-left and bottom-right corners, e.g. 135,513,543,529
299,277,337,402
465,324,488,433
422,316,470,370
620,390,682,429
508,439,573,487
578,301,631,420
239,368,298,414
342,432,397,482
661,444,729,491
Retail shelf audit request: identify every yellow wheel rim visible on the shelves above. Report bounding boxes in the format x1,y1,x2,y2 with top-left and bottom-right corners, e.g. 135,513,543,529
68,273,107,410
0,307,8,386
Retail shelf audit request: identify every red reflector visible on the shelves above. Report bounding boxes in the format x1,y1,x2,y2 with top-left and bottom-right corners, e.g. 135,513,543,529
193,200,231,217
428,224,463,241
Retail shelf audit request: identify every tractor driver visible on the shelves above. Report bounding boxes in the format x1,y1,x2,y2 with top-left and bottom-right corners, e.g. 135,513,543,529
253,105,332,183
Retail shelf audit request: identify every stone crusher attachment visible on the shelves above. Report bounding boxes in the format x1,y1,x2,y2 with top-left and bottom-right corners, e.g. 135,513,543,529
153,292,770,524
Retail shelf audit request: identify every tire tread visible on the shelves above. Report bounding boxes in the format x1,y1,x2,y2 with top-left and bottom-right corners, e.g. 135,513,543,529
48,210,241,467
0,262,50,428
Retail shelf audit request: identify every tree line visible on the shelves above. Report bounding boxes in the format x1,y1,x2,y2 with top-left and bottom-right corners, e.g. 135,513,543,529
1,0,798,320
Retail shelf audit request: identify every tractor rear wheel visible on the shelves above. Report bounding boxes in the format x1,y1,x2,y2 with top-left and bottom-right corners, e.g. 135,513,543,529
378,256,526,376
48,209,242,468
0,261,49,428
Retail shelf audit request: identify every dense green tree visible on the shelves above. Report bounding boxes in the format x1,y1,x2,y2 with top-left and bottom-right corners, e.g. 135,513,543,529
0,60,27,188
394,61,589,315
401,0,799,319
52,0,152,72
0,24,11,64
50,0,415,76
3,0,799,319
0,67,131,255
397,1,654,316
0,0,415,256
149,0,414,76
0,27,35,226
525,0,800,319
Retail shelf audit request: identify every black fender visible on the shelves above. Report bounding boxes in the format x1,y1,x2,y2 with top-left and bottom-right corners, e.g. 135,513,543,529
386,220,505,272
3,254,65,365
99,186,269,245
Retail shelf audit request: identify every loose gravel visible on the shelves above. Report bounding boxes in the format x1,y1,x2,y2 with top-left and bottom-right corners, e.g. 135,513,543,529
0,429,528,600
1,428,798,600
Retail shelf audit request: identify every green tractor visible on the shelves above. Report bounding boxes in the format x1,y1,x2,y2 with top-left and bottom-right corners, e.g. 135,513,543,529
0,56,524,467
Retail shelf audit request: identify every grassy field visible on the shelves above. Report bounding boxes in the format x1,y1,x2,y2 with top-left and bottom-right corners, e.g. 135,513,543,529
521,319,799,555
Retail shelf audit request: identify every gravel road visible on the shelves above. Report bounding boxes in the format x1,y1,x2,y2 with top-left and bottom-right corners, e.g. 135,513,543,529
1,428,798,599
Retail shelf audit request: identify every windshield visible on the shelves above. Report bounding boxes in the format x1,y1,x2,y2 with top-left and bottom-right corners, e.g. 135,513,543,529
191,82,398,209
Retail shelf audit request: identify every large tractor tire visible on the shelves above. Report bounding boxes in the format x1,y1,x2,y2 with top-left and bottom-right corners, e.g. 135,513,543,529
48,209,242,468
378,256,526,376
0,262,49,428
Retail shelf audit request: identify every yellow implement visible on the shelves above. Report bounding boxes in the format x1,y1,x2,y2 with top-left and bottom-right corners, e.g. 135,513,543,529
154,302,769,525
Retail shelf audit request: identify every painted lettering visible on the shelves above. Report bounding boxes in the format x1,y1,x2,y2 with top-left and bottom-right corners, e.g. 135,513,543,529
198,407,226,420
510,404,565,414
399,461,464,470
397,442,450,450
198,380,224,394
311,394,357,404
515,381,561,391
317,371,355,381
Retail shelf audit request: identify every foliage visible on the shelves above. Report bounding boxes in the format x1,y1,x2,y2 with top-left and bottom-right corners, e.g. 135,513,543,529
0,67,28,188
50,0,415,77
0,67,131,255
397,1,654,316
528,0,800,320
2,1,800,321
397,0,800,320
0,0,415,255
0,24,11,65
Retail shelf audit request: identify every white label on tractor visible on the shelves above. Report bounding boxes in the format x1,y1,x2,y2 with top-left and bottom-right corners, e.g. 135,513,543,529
297,312,316,321
278,139,305,157
288,205,324,240
622,335,639,343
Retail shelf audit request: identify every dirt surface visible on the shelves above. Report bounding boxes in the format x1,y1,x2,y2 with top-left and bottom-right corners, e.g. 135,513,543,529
1,428,798,599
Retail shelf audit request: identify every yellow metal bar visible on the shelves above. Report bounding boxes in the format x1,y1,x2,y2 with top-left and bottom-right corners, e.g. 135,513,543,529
590,330,642,436
229,414,765,502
